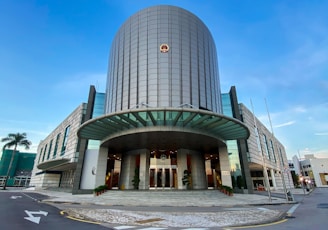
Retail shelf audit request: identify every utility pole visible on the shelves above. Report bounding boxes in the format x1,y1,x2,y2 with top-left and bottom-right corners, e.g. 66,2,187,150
265,98,289,202
298,150,306,195
250,99,271,202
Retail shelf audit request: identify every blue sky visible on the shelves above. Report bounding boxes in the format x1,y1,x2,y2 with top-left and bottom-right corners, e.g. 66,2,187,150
0,0,327,159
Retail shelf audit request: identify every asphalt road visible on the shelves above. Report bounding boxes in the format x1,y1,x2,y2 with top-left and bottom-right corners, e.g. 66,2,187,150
229,188,328,230
0,191,110,230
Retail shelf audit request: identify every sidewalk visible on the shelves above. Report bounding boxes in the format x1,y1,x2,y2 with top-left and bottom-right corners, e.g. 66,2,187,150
22,188,302,228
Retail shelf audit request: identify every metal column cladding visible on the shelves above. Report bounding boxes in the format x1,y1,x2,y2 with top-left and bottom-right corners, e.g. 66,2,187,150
79,5,250,153
105,5,221,114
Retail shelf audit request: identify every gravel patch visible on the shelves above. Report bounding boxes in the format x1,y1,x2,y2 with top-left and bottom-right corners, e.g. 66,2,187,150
65,208,282,227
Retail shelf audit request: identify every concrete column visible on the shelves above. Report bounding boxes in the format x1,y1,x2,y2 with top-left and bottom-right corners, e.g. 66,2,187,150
271,169,277,190
190,150,207,189
177,149,188,189
139,149,150,190
161,168,165,188
119,152,136,190
213,169,218,189
170,168,173,188
154,168,158,188
80,149,99,190
95,147,107,188
219,146,232,188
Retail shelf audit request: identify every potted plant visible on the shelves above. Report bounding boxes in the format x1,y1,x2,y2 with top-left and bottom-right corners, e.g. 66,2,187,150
132,168,140,189
226,186,233,196
94,186,101,196
182,169,191,189
100,184,108,193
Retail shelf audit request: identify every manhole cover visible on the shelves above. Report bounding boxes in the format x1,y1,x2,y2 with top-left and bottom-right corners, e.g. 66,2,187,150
317,203,328,209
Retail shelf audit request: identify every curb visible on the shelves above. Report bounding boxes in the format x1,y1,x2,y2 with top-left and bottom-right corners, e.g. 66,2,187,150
60,210,101,225
226,211,288,228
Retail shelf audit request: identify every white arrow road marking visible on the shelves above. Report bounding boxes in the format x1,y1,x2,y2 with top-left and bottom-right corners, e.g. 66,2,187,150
24,210,48,224
10,196,22,199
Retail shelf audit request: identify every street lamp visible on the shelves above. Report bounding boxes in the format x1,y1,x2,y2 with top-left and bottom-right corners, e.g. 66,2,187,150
305,179,310,192
300,176,305,195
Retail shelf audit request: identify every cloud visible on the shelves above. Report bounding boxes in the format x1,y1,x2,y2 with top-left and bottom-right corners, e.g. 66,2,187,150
274,121,296,128
292,106,307,113
314,132,328,136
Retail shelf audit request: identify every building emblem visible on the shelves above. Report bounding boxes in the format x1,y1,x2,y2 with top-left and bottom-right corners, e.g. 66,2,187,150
92,166,96,175
160,44,169,53
160,154,167,161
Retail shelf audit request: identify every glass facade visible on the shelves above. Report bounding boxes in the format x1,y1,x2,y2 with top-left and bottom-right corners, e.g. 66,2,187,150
221,93,243,181
106,5,221,114
92,93,105,118
88,92,105,149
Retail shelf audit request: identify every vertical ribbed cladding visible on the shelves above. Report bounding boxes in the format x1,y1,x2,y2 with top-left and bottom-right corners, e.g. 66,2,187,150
105,5,221,114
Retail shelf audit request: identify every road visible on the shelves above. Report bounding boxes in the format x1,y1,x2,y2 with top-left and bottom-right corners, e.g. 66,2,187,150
0,191,110,230
229,188,328,230
1,188,327,229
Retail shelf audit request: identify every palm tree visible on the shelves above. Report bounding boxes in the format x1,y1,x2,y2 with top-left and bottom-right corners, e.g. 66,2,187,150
1,133,32,190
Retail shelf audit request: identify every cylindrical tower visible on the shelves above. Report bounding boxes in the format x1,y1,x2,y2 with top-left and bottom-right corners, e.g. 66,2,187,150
78,5,250,191
105,5,222,114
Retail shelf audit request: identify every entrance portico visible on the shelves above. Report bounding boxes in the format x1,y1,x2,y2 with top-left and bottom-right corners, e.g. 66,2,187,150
78,108,249,190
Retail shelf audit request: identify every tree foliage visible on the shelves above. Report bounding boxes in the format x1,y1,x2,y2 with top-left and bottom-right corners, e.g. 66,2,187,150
1,133,31,150
1,133,32,189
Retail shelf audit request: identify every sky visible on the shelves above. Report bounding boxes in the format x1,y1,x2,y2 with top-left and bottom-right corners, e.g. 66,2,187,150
0,0,327,159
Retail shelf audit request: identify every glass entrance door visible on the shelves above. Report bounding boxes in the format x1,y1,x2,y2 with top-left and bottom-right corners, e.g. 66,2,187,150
149,150,177,189
149,167,173,188
157,168,163,187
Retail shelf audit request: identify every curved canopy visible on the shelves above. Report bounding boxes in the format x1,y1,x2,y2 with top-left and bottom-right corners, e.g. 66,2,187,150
77,108,250,143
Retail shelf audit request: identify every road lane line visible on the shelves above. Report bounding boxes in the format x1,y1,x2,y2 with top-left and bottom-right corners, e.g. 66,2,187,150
287,203,300,216
21,192,39,202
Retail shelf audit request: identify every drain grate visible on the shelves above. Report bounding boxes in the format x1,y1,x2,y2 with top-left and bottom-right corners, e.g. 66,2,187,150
317,203,328,209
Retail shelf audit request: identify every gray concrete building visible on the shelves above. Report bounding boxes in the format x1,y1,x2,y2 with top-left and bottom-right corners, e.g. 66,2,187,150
238,103,293,190
30,86,104,189
30,5,292,194
77,5,249,192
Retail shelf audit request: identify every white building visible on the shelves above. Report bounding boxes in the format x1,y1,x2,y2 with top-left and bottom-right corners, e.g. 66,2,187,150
292,154,328,187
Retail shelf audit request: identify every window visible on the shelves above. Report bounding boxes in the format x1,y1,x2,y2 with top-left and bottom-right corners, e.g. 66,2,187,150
53,133,61,159
38,148,43,163
279,148,284,165
42,145,47,162
254,127,261,153
61,126,70,156
263,134,270,159
47,139,53,160
269,140,276,162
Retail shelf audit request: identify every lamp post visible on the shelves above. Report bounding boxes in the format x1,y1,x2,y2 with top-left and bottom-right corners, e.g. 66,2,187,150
250,100,271,202
299,176,305,195
264,99,288,202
